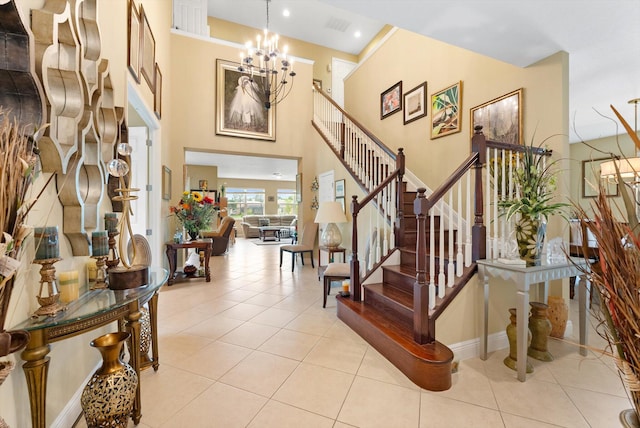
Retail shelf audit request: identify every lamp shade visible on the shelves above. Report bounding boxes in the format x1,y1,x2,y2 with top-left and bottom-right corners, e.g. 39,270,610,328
315,201,347,248
600,157,640,180
314,201,347,224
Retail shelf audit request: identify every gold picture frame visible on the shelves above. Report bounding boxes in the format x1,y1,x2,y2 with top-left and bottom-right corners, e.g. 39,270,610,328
127,0,140,83
471,88,523,145
431,81,462,139
139,4,155,91
215,59,275,141
162,165,171,200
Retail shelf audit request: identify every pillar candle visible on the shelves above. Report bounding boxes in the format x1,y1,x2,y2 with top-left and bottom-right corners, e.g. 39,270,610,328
105,213,118,234
342,280,350,293
91,231,109,257
87,258,97,282
34,226,60,260
58,270,79,303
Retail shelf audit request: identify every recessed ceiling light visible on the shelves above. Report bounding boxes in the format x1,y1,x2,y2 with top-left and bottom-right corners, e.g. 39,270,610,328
283,9,290,17
354,31,361,38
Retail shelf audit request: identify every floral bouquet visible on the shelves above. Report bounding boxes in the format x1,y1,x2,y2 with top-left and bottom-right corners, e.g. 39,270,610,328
169,191,216,238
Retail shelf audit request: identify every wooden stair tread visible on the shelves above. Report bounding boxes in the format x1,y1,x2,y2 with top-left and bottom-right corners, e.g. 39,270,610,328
337,295,453,391
366,282,413,309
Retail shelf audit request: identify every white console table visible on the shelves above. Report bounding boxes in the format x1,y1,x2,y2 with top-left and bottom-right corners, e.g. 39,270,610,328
477,258,591,381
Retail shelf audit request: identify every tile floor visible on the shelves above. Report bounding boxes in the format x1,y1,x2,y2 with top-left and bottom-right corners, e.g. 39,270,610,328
79,238,631,427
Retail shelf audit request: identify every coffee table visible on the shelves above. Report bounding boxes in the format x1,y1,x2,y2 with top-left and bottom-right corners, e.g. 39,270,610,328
259,226,282,241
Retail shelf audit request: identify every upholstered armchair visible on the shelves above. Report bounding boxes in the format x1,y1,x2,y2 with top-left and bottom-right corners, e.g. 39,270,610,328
201,216,236,255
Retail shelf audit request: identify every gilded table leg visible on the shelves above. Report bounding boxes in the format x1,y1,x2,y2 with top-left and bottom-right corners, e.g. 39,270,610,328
20,329,50,428
126,303,142,425
148,292,160,371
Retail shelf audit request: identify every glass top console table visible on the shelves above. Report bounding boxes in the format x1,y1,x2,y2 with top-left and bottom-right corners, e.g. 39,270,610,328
476,258,590,382
13,266,168,428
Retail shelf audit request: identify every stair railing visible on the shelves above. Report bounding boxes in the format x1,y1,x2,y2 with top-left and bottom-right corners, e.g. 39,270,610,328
312,85,405,296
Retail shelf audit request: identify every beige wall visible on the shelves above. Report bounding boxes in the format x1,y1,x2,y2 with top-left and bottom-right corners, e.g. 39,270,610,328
186,165,219,193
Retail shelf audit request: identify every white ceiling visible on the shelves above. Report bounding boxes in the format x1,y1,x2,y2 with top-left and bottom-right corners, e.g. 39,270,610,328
199,0,640,180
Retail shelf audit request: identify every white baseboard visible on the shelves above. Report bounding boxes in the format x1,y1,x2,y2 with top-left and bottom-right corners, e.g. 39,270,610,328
449,320,574,362
51,361,100,428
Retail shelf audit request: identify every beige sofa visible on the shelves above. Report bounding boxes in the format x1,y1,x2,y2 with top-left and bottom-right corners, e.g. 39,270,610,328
240,215,296,238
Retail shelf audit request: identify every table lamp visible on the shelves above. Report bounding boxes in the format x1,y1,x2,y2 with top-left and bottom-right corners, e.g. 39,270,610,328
315,201,347,248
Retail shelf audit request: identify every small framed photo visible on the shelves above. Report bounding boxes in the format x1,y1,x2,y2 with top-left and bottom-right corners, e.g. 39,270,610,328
154,63,162,119
268,195,275,202
336,196,346,214
139,4,155,90
403,81,427,125
162,165,171,200
335,179,345,198
582,157,619,198
381,81,402,119
431,81,462,139
471,88,522,145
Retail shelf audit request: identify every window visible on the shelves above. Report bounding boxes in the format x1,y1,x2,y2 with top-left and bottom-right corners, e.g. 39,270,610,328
226,188,265,218
277,189,297,215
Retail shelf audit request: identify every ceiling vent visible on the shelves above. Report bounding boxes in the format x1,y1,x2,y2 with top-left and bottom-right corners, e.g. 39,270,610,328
324,16,351,33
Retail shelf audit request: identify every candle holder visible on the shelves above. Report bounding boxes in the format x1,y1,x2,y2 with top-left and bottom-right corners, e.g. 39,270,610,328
91,256,109,290
106,231,120,270
32,258,66,317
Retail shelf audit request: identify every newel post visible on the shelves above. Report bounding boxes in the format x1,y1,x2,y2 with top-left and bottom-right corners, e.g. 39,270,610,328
471,126,487,261
350,195,361,302
395,148,405,247
413,188,432,344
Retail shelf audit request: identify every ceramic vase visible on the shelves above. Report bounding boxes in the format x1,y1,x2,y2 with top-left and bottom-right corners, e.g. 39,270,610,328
547,295,569,338
81,332,138,428
620,409,640,427
515,215,547,266
528,302,554,361
504,308,534,373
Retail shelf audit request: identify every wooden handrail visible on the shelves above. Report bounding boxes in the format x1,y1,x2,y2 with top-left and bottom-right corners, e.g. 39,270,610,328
313,86,397,159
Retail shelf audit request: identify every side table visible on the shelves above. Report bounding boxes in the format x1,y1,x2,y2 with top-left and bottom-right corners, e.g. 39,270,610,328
318,246,346,280
165,239,212,285
477,258,591,382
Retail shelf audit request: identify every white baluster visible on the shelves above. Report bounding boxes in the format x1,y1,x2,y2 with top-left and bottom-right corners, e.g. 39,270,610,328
448,191,455,286
457,179,463,275
465,171,471,267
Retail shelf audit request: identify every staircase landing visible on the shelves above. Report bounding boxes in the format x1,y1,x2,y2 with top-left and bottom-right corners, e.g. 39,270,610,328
336,295,454,391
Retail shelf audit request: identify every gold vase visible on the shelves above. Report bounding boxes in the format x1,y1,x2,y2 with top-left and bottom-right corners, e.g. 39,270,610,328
527,302,554,361
504,308,534,373
81,332,138,428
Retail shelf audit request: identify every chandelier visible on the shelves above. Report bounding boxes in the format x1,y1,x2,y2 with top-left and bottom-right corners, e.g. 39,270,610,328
238,0,296,110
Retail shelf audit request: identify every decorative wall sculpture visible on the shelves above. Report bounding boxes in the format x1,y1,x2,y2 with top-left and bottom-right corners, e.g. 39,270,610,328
28,0,124,255
0,0,46,131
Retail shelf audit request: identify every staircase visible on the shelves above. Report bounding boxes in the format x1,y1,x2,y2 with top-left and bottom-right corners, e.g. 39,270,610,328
311,85,548,391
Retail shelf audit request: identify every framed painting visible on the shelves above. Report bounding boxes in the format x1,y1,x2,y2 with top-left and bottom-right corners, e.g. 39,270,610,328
471,88,522,145
335,179,345,198
431,81,462,139
127,0,140,83
381,81,402,119
582,157,619,198
139,4,155,90
216,59,275,141
162,165,171,200
296,173,302,203
153,63,162,119
403,81,427,125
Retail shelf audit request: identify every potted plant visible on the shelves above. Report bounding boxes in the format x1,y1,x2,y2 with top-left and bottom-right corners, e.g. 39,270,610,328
498,136,569,265
169,191,216,240
574,105,640,427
